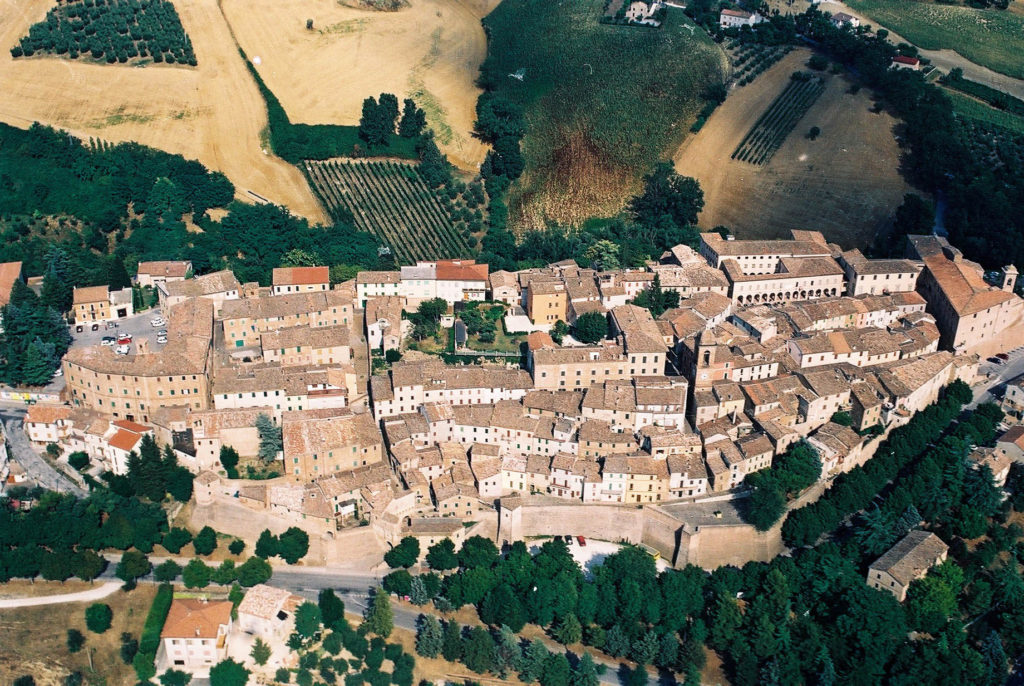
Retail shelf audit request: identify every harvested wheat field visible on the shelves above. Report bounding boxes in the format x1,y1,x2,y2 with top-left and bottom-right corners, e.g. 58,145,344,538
674,49,913,249
0,0,326,221
0,583,157,686
222,0,499,173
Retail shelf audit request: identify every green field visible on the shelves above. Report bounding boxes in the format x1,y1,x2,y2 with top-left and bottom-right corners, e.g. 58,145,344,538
944,89,1024,134
846,0,1024,79
480,0,728,226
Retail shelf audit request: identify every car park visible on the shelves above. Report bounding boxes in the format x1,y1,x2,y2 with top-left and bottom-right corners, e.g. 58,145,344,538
115,344,130,355
101,337,116,346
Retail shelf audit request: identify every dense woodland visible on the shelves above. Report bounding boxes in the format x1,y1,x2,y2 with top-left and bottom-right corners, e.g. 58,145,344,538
392,385,1020,685
11,0,196,65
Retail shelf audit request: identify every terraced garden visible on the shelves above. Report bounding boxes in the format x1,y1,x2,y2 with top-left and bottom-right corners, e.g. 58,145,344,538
304,159,472,263
732,73,826,165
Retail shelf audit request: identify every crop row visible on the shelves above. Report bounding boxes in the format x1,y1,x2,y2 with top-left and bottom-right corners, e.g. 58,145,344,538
732,76,825,165
305,160,471,263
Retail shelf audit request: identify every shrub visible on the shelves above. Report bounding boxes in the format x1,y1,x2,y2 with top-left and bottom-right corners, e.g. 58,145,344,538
85,603,112,633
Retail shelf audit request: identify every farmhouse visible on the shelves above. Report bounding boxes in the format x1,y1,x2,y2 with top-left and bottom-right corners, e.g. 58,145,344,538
867,530,948,602
719,8,763,28
830,12,859,28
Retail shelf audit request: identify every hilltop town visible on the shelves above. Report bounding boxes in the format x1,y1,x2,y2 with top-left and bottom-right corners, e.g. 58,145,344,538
3,228,1016,569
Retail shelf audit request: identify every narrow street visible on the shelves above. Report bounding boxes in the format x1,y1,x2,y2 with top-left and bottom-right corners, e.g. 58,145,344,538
2,407,86,497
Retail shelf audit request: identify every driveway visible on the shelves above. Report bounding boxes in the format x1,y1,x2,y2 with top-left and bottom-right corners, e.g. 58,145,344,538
0,581,120,608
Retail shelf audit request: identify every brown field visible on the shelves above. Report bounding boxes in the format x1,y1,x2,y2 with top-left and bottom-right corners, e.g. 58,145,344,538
221,0,498,173
0,579,94,599
0,0,326,221
673,49,913,249
0,584,157,686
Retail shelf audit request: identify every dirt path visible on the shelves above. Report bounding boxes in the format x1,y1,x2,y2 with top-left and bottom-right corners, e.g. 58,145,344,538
673,48,911,247
0,581,120,609
0,0,327,222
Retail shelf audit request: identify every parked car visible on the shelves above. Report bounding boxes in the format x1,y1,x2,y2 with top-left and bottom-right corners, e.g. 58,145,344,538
563,534,573,545
157,329,167,336
150,318,166,327
576,535,587,547
988,357,1004,365
101,337,116,346
115,344,130,355
105,321,118,330
117,333,133,343
997,353,1010,361
156,335,168,344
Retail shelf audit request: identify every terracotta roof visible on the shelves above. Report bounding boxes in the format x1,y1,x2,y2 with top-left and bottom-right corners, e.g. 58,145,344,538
436,260,488,282
73,285,109,305
998,426,1024,450
112,419,150,433
893,55,920,66
108,429,143,453
161,599,232,639
721,8,752,17
26,403,72,425
137,261,190,278
165,270,240,298
273,266,329,286
0,262,22,306
356,270,401,284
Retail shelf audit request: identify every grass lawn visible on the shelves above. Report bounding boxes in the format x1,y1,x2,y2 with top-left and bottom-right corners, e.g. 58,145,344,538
481,0,728,226
0,583,157,685
846,0,1024,78
945,89,1024,134
465,329,524,353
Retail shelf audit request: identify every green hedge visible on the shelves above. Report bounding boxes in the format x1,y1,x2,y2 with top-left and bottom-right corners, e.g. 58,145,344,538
139,583,174,657
942,73,1024,117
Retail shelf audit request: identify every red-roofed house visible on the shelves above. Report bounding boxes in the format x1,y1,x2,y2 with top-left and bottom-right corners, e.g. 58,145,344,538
435,260,489,303
102,420,153,475
272,266,330,295
892,55,920,70
157,598,233,674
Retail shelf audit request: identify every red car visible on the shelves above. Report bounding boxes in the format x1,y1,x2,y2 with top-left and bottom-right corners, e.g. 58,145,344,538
117,336,132,346
576,535,586,547
997,353,1010,361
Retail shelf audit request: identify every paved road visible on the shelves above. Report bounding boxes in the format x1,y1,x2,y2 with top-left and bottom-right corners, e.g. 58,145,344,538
0,581,120,608
968,344,1024,410
96,555,659,686
2,408,86,496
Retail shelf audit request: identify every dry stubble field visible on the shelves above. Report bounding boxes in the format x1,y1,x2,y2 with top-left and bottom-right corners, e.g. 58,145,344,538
0,583,157,686
673,49,913,249
222,0,499,173
0,0,327,221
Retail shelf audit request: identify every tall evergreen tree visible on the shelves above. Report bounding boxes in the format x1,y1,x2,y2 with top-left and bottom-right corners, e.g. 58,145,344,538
399,99,426,138
415,614,443,658
441,620,463,662
378,93,399,134
255,414,282,461
362,587,393,637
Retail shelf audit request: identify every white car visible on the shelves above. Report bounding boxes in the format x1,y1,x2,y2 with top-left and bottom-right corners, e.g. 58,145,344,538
115,344,130,356
150,318,166,327
156,335,168,344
